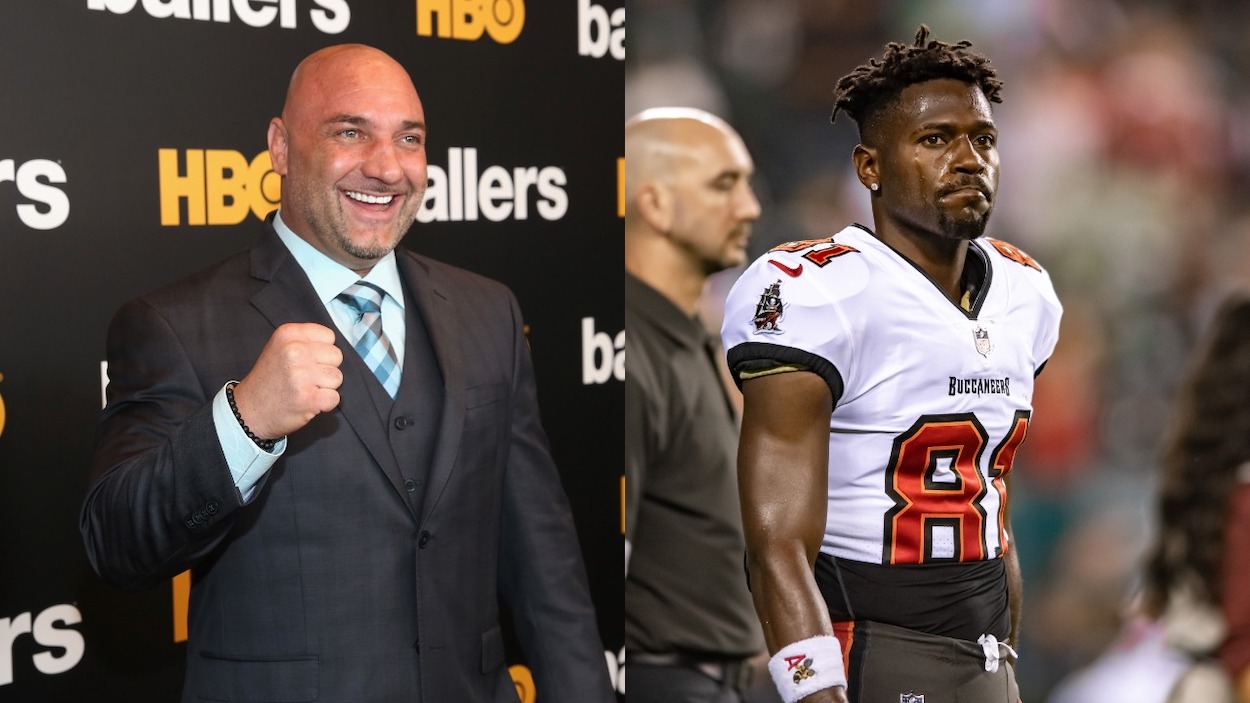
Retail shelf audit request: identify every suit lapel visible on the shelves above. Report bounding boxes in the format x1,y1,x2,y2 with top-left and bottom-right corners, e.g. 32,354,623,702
247,225,415,519
397,251,467,527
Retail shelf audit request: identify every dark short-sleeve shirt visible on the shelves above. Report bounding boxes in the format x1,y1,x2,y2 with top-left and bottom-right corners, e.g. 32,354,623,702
625,273,764,657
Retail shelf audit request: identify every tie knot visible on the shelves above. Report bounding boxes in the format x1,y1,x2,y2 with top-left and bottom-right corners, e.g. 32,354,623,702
338,281,384,316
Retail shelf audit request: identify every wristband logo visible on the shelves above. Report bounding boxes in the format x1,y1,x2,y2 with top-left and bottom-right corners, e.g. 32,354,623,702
158,149,281,226
87,0,351,34
2,159,70,230
416,0,525,44
786,654,815,683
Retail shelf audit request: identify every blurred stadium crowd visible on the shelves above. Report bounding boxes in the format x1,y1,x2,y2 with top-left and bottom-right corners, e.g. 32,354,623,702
626,0,1250,699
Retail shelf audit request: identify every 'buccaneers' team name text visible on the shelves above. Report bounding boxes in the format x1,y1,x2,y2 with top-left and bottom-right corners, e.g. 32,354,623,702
948,377,1011,396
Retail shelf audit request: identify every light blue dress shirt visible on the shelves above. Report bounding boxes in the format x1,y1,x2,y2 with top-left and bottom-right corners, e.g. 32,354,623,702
212,211,407,501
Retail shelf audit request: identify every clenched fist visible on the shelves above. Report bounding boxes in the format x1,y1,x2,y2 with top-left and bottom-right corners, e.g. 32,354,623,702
231,323,344,440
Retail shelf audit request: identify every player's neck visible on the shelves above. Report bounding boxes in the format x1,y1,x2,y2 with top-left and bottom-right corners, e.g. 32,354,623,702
875,224,970,304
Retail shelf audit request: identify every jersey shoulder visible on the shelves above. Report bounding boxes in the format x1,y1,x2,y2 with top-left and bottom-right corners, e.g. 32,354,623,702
979,236,1061,310
981,237,1044,272
763,233,865,271
737,227,875,302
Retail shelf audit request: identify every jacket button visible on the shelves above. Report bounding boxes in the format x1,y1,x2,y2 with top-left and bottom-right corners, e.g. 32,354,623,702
394,417,408,430
418,531,431,548
404,479,416,492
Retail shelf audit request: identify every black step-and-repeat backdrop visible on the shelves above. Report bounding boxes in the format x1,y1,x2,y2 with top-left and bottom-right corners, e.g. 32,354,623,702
0,2,624,700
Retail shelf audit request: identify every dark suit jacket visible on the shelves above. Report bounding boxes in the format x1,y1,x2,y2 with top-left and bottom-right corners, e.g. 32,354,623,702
80,222,612,702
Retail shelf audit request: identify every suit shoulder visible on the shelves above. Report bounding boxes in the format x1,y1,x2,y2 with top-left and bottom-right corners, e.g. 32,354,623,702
128,248,253,311
403,249,515,301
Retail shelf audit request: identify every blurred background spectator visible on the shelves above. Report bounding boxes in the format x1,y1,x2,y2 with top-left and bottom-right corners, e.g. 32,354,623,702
626,1,1250,699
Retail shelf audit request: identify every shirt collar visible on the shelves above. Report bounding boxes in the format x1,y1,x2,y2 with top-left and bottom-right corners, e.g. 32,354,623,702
273,210,405,309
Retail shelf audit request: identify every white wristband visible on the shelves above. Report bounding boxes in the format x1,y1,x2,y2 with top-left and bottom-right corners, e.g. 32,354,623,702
768,635,847,703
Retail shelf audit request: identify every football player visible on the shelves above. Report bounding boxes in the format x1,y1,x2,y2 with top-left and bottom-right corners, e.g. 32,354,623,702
722,26,1061,703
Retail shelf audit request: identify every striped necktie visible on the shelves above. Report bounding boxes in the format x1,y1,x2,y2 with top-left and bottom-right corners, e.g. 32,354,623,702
336,281,401,398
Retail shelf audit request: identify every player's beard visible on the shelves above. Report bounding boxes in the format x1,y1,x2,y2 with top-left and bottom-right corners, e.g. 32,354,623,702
933,179,994,241
937,204,992,241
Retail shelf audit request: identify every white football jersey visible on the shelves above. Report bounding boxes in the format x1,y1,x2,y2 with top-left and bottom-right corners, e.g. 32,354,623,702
722,224,1062,566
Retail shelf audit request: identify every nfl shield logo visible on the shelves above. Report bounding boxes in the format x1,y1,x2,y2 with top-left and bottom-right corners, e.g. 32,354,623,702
972,325,992,357
900,694,925,703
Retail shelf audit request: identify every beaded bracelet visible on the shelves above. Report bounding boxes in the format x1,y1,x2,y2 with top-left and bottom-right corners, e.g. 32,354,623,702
225,381,277,452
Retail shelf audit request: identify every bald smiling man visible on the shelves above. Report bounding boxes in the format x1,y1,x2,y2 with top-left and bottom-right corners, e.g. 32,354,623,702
82,45,613,703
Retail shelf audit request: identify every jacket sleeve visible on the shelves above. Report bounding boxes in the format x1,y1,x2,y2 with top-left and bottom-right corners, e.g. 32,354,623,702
80,297,251,591
495,291,615,702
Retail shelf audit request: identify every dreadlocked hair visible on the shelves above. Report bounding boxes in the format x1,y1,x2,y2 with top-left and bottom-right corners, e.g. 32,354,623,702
832,25,1003,142
1142,295,1250,617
